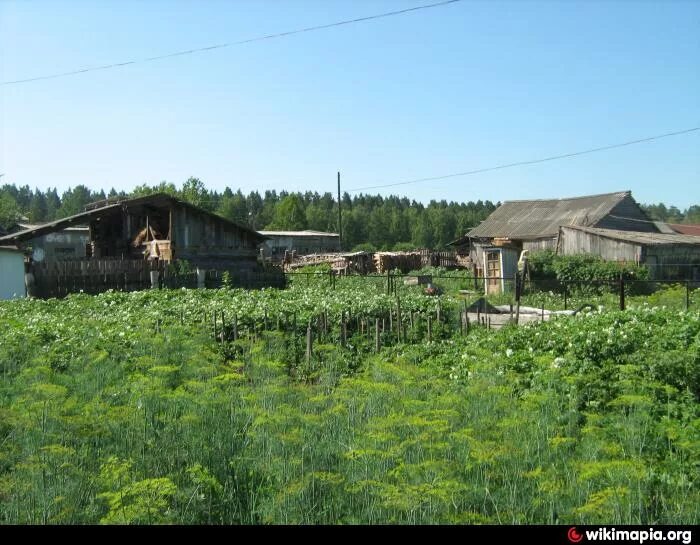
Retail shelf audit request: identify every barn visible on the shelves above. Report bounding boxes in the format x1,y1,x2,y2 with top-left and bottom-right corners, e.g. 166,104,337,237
465,191,658,291
0,194,274,296
558,226,700,280
0,193,265,268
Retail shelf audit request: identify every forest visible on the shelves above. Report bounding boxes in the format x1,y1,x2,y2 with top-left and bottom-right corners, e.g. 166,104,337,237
1,178,698,250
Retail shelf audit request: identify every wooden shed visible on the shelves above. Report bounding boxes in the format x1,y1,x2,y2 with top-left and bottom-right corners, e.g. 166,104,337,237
558,226,700,280
259,230,340,259
464,191,658,286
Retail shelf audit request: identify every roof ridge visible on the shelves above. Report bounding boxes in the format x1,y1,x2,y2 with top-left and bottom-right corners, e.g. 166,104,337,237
502,190,630,204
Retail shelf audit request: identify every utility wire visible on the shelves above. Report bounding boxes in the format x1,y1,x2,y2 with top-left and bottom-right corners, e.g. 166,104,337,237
346,127,700,192
2,0,461,85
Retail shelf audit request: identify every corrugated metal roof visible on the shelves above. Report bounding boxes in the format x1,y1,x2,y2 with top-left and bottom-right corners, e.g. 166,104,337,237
467,191,631,239
563,225,700,246
259,230,339,237
668,223,700,236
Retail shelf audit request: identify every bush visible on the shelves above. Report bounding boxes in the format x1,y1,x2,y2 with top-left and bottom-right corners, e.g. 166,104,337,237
352,243,377,253
392,242,417,252
528,251,649,294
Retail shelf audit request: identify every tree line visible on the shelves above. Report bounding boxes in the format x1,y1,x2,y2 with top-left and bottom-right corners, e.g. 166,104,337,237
0,178,697,250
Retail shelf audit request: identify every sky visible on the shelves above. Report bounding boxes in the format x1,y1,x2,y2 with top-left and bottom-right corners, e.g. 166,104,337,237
1,0,698,208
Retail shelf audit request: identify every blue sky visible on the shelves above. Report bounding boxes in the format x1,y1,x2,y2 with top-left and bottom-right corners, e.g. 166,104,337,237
1,0,698,207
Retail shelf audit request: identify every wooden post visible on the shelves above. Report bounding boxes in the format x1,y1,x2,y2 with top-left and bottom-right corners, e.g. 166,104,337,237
264,311,268,331
396,296,402,343
306,321,313,364
619,273,625,311
375,318,380,353
233,314,238,341
514,271,521,325
563,284,568,310
466,313,470,335
341,315,347,347
686,280,691,311
221,311,226,340
541,303,545,322
427,315,432,343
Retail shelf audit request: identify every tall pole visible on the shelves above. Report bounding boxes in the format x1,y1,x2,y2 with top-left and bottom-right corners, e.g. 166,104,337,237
337,171,342,250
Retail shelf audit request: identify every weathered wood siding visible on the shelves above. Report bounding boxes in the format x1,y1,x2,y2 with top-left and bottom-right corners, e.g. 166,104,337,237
523,237,558,253
645,246,700,280
595,195,658,233
558,227,641,262
172,206,259,266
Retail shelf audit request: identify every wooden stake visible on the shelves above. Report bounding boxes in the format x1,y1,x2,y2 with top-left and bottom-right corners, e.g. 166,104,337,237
306,321,313,364
396,296,402,343
375,318,380,353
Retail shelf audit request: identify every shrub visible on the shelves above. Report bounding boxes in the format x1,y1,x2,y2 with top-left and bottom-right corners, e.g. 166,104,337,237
528,251,649,294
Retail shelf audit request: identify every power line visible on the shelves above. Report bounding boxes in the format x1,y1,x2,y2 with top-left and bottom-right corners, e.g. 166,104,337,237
2,0,461,86
346,127,700,192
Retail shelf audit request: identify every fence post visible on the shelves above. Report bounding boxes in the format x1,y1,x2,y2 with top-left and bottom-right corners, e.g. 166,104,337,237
619,273,625,311
396,296,402,343
686,280,690,311
306,321,313,364
563,283,568,311
375,318,380,353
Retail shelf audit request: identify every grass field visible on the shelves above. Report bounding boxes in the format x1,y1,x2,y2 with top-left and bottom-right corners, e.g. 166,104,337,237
0,283,698,524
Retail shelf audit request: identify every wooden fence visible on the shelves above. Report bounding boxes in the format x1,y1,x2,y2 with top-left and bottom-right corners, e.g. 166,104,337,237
420,249,457,268
28,258,285,298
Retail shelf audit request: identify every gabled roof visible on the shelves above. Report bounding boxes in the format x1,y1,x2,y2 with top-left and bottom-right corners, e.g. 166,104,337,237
467,191,631,239
562,225,700,246
0,193,265,244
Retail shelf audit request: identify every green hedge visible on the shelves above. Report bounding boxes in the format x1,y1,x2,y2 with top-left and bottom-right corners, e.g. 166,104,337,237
528,250,650,294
